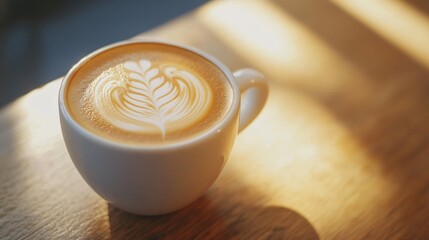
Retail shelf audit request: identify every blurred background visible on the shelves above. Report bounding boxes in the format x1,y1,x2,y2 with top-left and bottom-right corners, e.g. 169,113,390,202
0,0,207,107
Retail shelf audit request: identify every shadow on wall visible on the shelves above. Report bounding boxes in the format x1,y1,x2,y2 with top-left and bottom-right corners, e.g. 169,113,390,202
0,0,208,108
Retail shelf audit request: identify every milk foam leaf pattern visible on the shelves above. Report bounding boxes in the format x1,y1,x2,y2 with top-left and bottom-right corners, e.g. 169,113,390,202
93,58,213,138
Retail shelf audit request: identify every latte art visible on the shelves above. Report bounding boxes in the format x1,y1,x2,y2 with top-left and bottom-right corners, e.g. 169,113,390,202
66,43,232,145
92,59,213,138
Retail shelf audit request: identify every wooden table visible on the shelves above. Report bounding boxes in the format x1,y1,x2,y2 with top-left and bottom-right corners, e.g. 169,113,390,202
2,1,429,239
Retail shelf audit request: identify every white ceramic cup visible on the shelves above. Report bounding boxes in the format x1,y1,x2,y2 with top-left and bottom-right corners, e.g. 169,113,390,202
59,39,268,215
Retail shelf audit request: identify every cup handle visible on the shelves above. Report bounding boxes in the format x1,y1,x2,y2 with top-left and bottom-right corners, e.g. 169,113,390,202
233,68,269,133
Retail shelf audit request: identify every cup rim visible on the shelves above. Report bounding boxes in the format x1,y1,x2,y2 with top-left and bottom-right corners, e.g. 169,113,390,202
59,38,240,151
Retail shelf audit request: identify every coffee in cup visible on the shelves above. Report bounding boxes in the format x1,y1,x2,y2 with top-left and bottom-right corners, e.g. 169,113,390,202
65,43,233,145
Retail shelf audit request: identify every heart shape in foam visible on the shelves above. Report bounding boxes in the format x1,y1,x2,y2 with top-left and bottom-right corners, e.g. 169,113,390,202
92,58,213,138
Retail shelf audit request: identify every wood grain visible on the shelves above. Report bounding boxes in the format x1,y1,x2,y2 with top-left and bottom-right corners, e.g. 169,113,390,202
1,0,429,239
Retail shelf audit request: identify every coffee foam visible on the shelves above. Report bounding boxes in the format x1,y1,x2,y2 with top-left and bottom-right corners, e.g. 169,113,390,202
66,43,232,145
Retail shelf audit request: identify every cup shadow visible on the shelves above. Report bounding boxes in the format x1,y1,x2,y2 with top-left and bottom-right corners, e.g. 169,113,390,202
107,197,319,240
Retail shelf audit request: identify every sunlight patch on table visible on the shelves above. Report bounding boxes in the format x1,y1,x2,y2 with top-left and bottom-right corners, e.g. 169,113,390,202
12,80,63,155
197,0,369,96
226,84,395,234
332,0,429,70
5,79,106,238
